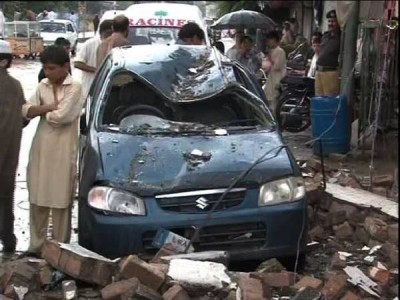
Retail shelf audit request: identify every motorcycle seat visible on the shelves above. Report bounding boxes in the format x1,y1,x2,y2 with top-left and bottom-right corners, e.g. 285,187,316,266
281,76,314,87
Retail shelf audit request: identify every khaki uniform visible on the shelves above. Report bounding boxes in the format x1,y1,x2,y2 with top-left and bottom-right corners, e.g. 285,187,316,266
22,75,83,253
315,69,340,96
0,69,25,249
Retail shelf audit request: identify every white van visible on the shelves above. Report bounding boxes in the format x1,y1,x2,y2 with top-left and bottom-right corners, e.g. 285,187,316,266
124,2,210,45
96,10,125,35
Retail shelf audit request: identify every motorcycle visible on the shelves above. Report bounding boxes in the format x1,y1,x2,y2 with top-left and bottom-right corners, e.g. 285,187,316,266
275,74,315,133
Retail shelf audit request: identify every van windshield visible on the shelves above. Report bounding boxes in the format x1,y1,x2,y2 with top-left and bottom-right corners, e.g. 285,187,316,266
128,27,180,45
40,22,66,33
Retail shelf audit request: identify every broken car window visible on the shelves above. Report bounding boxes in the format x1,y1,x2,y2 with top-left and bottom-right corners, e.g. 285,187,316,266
98,71,272,135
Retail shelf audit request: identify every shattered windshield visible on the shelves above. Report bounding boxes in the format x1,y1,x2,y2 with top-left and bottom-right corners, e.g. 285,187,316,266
97,69,273,136
121,45,237,101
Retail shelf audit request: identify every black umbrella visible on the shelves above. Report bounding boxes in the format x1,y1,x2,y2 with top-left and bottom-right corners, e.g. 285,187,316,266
211,10,276,31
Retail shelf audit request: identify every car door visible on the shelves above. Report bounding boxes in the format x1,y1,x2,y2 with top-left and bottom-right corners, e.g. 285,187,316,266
79,58,113,160
67,23,77,45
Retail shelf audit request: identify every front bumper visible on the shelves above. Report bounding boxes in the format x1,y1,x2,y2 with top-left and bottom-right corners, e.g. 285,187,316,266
78,190,307,260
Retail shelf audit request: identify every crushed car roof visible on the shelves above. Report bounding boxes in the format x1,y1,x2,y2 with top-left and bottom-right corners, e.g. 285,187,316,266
109,45,239,102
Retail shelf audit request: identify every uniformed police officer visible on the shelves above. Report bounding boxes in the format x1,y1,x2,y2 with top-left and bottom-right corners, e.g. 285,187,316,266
315,10,341,96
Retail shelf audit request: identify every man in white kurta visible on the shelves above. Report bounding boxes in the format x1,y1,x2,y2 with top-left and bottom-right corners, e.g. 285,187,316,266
264,31,287,114
22,56,83,254
74,20,113,98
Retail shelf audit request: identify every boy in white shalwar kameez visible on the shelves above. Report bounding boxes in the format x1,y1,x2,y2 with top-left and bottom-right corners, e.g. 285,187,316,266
21,46,84,257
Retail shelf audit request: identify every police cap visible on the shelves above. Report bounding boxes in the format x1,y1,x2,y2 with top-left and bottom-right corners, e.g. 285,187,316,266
326,10,337,19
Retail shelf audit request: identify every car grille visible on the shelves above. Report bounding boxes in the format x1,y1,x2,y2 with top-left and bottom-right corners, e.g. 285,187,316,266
155,188,246,213
141,222,266,256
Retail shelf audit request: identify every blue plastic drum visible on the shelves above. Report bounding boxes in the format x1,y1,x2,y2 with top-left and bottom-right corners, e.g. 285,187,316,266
310,95,350,156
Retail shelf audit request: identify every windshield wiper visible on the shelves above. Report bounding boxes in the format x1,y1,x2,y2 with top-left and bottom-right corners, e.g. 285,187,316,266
214,119,260,127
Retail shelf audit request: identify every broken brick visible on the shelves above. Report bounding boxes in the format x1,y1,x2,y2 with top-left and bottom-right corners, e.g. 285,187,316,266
372,187,388,197
333,222,353,240
101,278,139,300
293,276,323,290
309,225,325,240
347,209,367,226
149,263,169,275
162,284,190,300
41,240,62,267
251,272,296,288
2,260,40,293
354,226,370,244
330,211,347,226
307,158,323,172
119,255,165,291
340,291,361,300
382,242,399,267
364,217,388,243
238,276,266,300
41,240,116,287
316,211,331,228
373,174,394,187
133,283,163,300
3,285,17,300
292,286,321,300
369,267,390,286
150,244,179,264
330,253,347,270
319,195,333,211
321,274,347,300
39,263,53,286
306,183,323,204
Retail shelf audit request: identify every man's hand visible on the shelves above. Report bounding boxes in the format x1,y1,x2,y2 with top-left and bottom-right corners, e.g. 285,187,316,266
45,103,58,112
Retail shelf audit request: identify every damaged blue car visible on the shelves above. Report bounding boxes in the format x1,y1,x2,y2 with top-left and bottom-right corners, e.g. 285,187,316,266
78,44,308,264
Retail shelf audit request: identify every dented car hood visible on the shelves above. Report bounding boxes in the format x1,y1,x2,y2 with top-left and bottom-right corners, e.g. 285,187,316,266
95,131,296,197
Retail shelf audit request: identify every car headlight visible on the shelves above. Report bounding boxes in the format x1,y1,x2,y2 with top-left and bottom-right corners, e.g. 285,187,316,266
88,186,146,215
258,177,305,206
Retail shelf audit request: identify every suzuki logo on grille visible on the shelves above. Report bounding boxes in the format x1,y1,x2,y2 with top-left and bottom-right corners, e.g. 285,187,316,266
196,197,209,210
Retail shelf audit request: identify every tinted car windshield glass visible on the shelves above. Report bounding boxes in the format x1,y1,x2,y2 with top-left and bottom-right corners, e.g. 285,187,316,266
128,27,180,45
40,22,66,33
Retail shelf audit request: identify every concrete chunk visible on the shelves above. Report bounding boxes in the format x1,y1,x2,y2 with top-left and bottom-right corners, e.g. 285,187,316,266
167,259,232,293
160,251,229,266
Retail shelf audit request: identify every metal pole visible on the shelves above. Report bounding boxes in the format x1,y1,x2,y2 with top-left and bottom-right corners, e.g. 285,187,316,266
340,1,360,145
